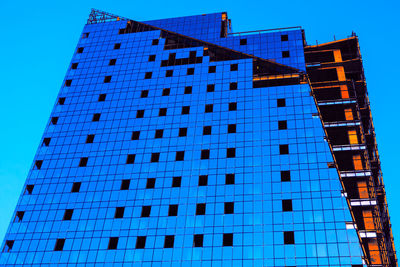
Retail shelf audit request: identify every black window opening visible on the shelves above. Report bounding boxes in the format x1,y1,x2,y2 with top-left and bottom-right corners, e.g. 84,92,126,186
43,138,51,147
114,207,125,218
98,94,106,102
86,134,95,143
228,124,236,133
187,68,195,75
126,154,136,164
58,97,66,105
179,128,187,137
162,88,170,96
71,63,78,69
151,153,160,163
225,174,235,185
279,144,289,155
65,80,72,87
282,199,293,212
166,70,173,77
120,179,130,190
131,131,140,140
104,76,112,83
3,240,14,252
54,239,65,251
281,171,291,182
208,66,216,73
141,206,151,217
282,51,290,58
281,34,289,41
109,59,116,66
196,203,206,215
136,236,146,249
230,64,238,71
229,102,237,111
278,120,287,130
141,90,149,98
224,202,234,214
82,32,89,38
223,233,233,246
201,149,210,160
277,98,286,107
159,108,167,116
193,234,204,247
176,151,185,161
77,47,84,53
114,43,121,49
136,110,145,118
207,84,215,92
108,237,119,250
51,117,59,125
229,82,238,90
155,129,164,138
184,86,192,94
35,160,43,170
168,205,178,216
25,184,34,195
145,72,152,79
172,176,182,187
198,175,208,186
152,39,159,45
14,211,25,222
92,113,101,121
284,231,295,244
203,126,212,135
205,104,213,113
148,55,156,62
164,235,175,248
146,178,156,189
227,148,236,158
71,182,81,193
240,39,247,45
63,209,73,221
182,106,190,115
79,157,88,167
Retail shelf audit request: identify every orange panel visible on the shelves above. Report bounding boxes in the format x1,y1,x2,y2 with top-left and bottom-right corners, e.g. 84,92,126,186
344,108,354,121
353,154,363,170
222,13,227,20
333,49,343,62
348,130,358,144
368,239,382,265
363,209,375,230
340,85,350,99
357,181,368,198
337,66,346,81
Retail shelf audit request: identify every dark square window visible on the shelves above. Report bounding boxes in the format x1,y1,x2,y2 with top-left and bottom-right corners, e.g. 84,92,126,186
179,128,187,137
43,138,51,146
172,176,182,187
145,72,152,79
141,206,151,217
184,86,192,94
71,63,78,69
176,151,185,161
82,32,89,38
198,175,208,186
193,234,204,247
126,154,136,164
164,235,175,248
58,97,66,105
104,76,112,83
208,66,216,73
282,199,293,212
25,184,34,195
79,157,88,167
228,124,236,133
136,110,144,118
108,237,118,250
15,211,25,222
114,43,121,49
114,207,125,218
277,98,286,107
65,79,72,86
284,231,295,244
203,126,212,135
168,205,178,216
148,55,156,61
230,64,238,71
150,152,160,163
227,148,236,158
166,70,173,77
225,174,235,185
71,182,81,193
207,84,215,92
229,102,237,111
35,160,43,169
223,233,233,246
281,171,291,182
279,144,289,155
120,179,130,190
146,178,156,188
77,47,84,53
131,131,140,140
281,34,289,41
182,106,190,114
54,239,65,251
3,240,14,252
92,113,100,121
51,117,58,125
162,88,170,96
63,209,73,220
278,120,287,130
205,104,213,113
152,39,159,45
224,202,234,214
187,68,194,75
240,39,247,45
109,59,116,66
159,108,167,116
282,51,290,58
155,129,164,138
86,134,95,143
201,149,210,160
196,203,206,215
136,236,146,249
141,90,149,98
98,94,106,102
229,82,238,90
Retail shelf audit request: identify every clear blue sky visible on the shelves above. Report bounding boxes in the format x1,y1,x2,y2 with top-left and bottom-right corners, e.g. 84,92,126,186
1,0,399,249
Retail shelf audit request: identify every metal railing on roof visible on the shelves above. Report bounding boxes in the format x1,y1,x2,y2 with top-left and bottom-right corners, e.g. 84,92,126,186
227,26,302,36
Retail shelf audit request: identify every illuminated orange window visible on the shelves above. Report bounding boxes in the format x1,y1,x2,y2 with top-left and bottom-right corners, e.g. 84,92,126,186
363,210,375,230
348,130,358,144
368,239,382,265
357,181,368,198
353,154,363,170
333,50,343,62
344,108,354,121
340,85,349,99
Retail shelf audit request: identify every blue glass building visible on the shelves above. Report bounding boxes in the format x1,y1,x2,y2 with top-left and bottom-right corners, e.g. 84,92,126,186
0,9,396,266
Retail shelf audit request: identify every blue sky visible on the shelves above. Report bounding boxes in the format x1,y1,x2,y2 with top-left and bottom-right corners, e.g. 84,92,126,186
1,0,400,249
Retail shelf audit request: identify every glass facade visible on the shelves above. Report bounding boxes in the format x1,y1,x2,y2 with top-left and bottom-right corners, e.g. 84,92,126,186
2,10,387,266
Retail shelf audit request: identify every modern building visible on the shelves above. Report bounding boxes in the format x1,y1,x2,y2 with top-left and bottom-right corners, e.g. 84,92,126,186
0,9,396,266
